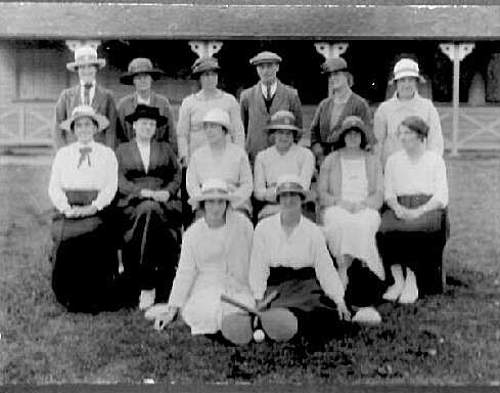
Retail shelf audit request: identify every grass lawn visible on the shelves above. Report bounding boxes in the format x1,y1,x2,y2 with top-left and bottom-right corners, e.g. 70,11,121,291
1,153,500,385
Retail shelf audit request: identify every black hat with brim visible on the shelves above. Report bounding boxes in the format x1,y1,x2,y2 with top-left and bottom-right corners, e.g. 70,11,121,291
124,104,168,127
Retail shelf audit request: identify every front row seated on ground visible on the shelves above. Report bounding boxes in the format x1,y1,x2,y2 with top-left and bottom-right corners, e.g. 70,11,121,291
149,175,354,345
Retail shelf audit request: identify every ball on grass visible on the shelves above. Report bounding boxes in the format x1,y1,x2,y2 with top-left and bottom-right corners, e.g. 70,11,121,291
253,329,265,342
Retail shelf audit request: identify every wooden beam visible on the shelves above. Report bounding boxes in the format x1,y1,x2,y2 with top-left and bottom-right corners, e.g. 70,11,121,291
1,3,500,39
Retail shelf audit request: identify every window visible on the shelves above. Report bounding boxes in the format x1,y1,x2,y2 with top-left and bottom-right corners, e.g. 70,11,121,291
17,48,67,101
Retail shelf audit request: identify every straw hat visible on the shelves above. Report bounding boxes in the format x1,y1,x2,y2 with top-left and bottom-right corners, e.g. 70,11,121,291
249,51,282,66
390,58,426,84
189,178,237,205
120,58,165,85
202,108,232,132
60,105,109,132
264,110,302,135
66,46,106,72
124,104,168,127
275,174,307,200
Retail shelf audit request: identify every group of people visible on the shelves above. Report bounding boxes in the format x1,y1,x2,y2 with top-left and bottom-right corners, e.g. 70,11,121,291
48,44,449,344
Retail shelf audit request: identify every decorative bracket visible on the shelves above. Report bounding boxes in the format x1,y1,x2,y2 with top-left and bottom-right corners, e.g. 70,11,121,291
65,40,101,52
188,41,223,58
439,43,475,62
314,42,349,60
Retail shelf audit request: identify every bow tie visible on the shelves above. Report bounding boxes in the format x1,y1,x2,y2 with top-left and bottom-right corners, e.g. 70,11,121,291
83,83,93,90
78,146,92,168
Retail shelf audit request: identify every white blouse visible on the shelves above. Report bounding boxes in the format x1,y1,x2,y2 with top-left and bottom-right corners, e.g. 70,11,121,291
186,143,253,210
48,141,118,213
384,150,448,207
249,214,345,305
254,144,315,199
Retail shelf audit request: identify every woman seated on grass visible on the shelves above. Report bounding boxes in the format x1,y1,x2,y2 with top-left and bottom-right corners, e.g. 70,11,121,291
319,116,385,324
148,179,255,341
249,174,351,342
48,105,118,313
186,108,252,219
379,115,449,304
253,110,315,221
116,105,182,311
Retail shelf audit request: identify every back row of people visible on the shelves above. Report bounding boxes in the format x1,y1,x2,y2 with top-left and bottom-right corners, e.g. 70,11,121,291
53,46,444,167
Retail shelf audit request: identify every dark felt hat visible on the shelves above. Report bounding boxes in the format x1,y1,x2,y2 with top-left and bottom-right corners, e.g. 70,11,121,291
124,104,168,126
191,57,220,76
120,58,165,85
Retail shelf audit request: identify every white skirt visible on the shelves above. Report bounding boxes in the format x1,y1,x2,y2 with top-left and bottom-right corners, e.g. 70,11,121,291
322,206,385,280
181,276,255,335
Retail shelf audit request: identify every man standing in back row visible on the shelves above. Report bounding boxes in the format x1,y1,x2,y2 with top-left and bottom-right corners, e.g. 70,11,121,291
240,51,303,163
54,45,118,149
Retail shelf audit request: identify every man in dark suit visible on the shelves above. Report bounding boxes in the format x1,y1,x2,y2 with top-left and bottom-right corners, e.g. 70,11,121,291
240,51,303,163
54,45,118,149
116,58,177,154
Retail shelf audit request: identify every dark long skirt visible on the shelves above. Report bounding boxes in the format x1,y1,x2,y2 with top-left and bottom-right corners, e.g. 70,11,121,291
264,267,345,340
120,199,181,304
377,194,449,294
344,259,386,308
50,210,119,313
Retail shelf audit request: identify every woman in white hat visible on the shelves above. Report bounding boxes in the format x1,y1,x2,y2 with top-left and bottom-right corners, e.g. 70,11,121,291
249,174,351,342
253,110,314,221
319,116,385,324
115,105,182,311
148,179,255,341
54,45,118,149
186,107,253,219
48,105,119,313
176,57,245,166
373,57,444,165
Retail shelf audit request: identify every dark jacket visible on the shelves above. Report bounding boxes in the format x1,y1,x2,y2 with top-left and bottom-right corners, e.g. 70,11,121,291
116,92,178,154
240,80,303,161
116,140,181,211
309,93,375,152
54,84,118,149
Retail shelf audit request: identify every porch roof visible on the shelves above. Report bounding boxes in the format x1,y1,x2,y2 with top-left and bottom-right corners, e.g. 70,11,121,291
1,2,500,39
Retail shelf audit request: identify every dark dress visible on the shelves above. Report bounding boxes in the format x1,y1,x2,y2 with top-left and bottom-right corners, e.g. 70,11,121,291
116,140,182,304
50,191,119,313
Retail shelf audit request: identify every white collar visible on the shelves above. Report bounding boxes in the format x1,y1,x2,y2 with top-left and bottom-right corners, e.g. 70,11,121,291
261,81,278,97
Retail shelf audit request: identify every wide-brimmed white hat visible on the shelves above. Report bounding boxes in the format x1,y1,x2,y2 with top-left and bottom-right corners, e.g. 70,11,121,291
202,108,232,132
275,174,307,200
60,105,109,132
189,178,237,205
66,46,106,72
390,58,425,84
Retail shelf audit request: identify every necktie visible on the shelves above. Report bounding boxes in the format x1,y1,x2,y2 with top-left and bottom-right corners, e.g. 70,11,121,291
83,83,92,105
78,146,92,168
266,84,272,100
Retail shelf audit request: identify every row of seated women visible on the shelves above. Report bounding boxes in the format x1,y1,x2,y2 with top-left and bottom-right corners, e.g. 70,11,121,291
48,103,449,344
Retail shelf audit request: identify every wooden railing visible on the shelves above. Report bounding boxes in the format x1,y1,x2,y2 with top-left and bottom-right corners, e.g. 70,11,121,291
1,102,500,151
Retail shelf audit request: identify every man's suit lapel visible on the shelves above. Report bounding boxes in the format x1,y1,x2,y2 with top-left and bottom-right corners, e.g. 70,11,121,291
254,83,268,115
270,81,286,114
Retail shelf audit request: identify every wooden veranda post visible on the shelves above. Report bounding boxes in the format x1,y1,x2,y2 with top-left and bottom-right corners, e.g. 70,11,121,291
439,43,475,156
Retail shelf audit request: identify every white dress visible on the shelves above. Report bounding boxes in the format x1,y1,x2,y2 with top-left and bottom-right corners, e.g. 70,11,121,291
167,211,255,335
322,156,384,280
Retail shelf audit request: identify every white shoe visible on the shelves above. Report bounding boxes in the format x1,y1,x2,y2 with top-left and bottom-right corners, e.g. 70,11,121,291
139,289,156,310
352,307,382,325
382,264,405,301
399,269,419,304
